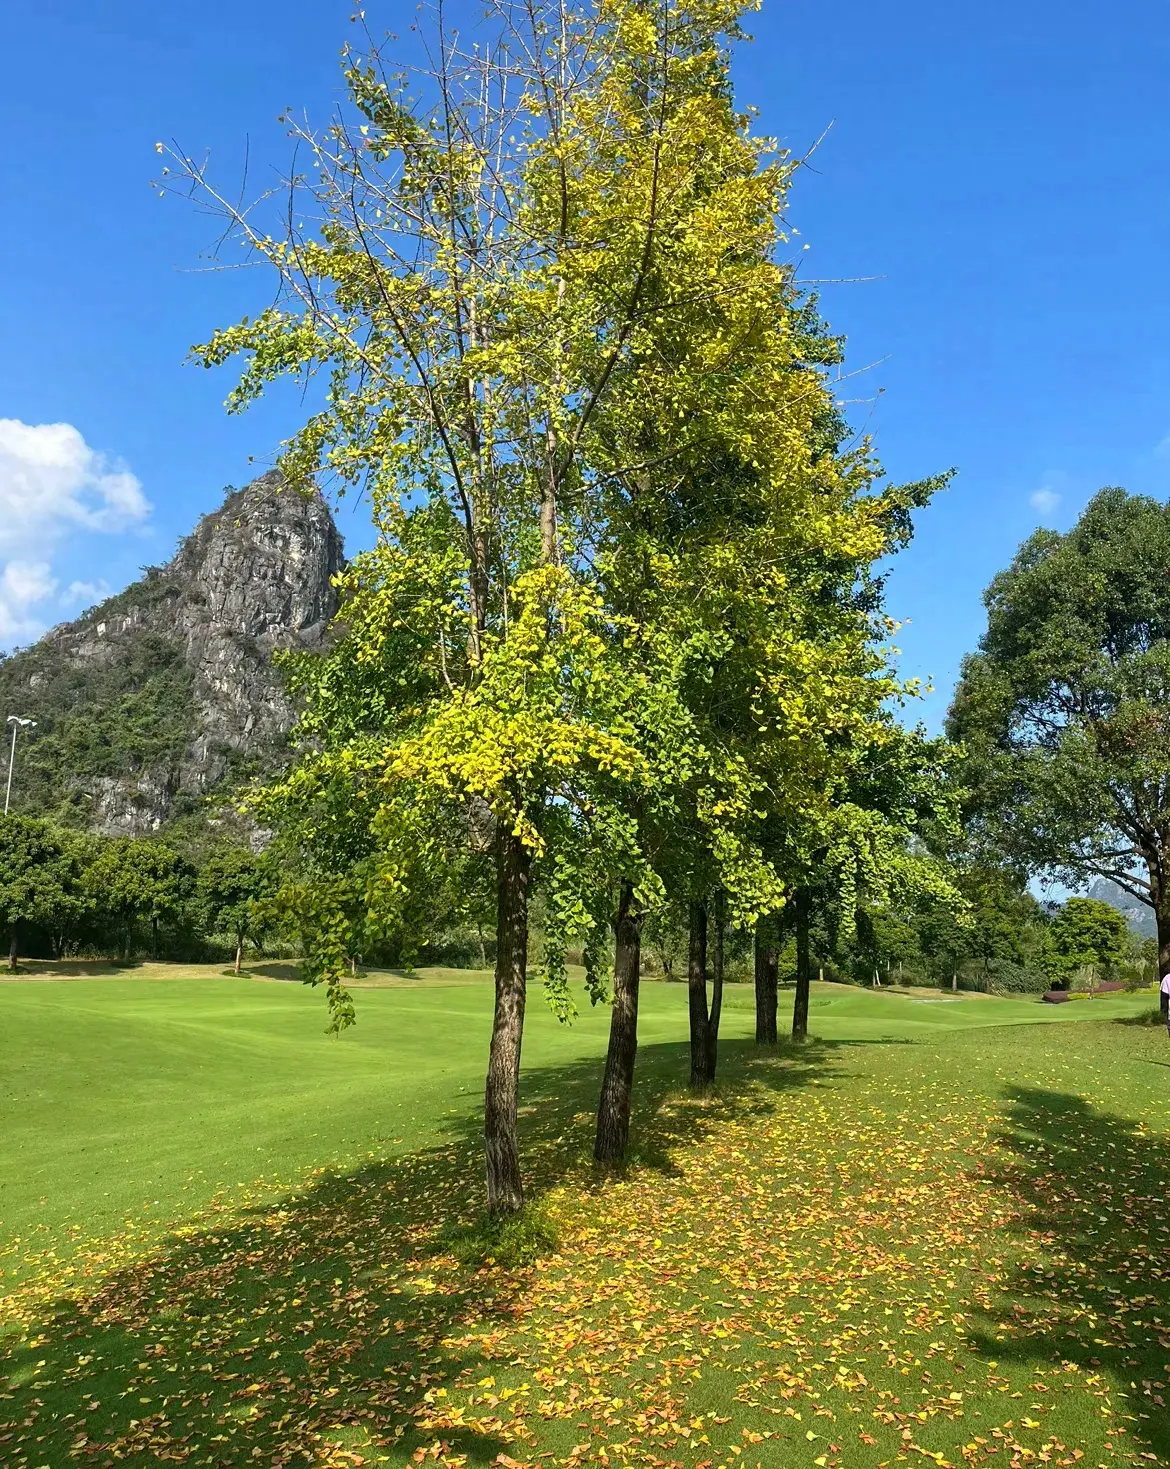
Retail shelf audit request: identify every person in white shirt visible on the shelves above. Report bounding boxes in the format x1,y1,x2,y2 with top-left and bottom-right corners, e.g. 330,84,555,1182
1161,971,1170,1031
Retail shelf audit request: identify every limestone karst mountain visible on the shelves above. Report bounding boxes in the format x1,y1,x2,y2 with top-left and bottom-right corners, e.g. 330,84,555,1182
1087,877,1159,939
0,472,344,835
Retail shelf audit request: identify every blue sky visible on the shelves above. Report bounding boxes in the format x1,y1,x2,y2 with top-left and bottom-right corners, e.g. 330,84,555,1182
2,0,1169,730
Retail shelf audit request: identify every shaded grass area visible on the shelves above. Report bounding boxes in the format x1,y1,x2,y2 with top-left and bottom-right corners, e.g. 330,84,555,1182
1,976,1169,1467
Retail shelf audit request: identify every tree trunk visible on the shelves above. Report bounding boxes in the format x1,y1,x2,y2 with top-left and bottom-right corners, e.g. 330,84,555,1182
151,915,159,961
1155,878,1170,984
484,821,530,1216
753,923,778,1044
8,922,18,973
234,938,243,975
791,887,812,1042
594,880,643,1165
688,899,711,1090
705,889,725,1081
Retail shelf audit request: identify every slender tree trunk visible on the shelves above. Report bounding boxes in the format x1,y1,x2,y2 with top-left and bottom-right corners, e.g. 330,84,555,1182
594,880,643,1165
753,924,779,1044
484,821,530,1215
468,533,488,665
1154,870,1170,983
540,473,558,564
791,887,812,1042
705,889,725,1081
8,922,18,973
151,915,159,961
688,899,711,1090
1160,909,1170,984
234,938,243,975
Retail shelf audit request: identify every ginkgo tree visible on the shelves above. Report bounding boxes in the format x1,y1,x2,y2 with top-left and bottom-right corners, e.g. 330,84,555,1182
590,278,954,1100
165,0,954,1208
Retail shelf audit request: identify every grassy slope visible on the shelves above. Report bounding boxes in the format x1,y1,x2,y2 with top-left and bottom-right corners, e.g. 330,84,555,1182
1,969,1167,1469
0,967,1147,1261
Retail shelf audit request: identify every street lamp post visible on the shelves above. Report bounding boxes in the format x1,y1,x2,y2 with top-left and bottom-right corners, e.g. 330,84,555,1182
4,716,36,816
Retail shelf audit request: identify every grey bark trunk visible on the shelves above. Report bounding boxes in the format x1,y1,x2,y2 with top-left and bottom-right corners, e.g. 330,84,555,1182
594,880,643,1165
484,821,530,1215
1154,870,1170,982
705,889,725,1081
8,923,17,972
791,887,812,1042
754,923,778,1044
688,899,712,1090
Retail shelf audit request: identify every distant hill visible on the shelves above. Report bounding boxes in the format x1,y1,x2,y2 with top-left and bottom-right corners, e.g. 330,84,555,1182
1088,877,1157,938
0,473,344,836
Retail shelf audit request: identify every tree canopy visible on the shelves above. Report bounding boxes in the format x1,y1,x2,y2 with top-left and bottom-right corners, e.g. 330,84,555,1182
0,818,82,970
158,0,961,1210
949,488,1170,978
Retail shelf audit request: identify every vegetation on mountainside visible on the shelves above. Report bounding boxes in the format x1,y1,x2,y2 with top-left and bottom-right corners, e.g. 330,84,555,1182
0,625,196,824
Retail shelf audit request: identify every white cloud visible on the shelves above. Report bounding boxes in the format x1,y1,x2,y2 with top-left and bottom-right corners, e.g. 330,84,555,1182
63,578,111,609
0,419,149,646
1155,433,1170,459
0,560,57,642
1030,486,1061,519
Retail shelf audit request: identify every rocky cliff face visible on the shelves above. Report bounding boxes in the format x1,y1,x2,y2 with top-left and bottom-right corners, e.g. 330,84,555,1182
0,473,344,835
1088,878,1158,939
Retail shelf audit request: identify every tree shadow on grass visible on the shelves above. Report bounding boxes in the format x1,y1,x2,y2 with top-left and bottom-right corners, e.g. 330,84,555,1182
968,1086,1170,1462
246,961,306,982
0,1033,861,1468
1,959,145,980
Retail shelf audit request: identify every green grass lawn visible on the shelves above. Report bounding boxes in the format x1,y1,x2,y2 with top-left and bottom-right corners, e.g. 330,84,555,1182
1,967,1168,1468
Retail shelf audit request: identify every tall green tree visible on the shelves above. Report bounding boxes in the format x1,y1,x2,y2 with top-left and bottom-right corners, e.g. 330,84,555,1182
1045,896,1128,986
949,489,1170,979
914,864,1046,989
86,840,194,960
170,0,824,1211
771,724,962,1038
197,847,275,973
0,818,79,970
167,0,956,1193
589,255,952,1086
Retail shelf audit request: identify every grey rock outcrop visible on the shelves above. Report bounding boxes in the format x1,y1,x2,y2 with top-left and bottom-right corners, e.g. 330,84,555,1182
1087,877,1158,939
0,472,344,835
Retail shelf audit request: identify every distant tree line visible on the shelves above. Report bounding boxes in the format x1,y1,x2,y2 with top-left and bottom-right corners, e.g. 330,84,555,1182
646,872,1153,997
0,817,275,973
